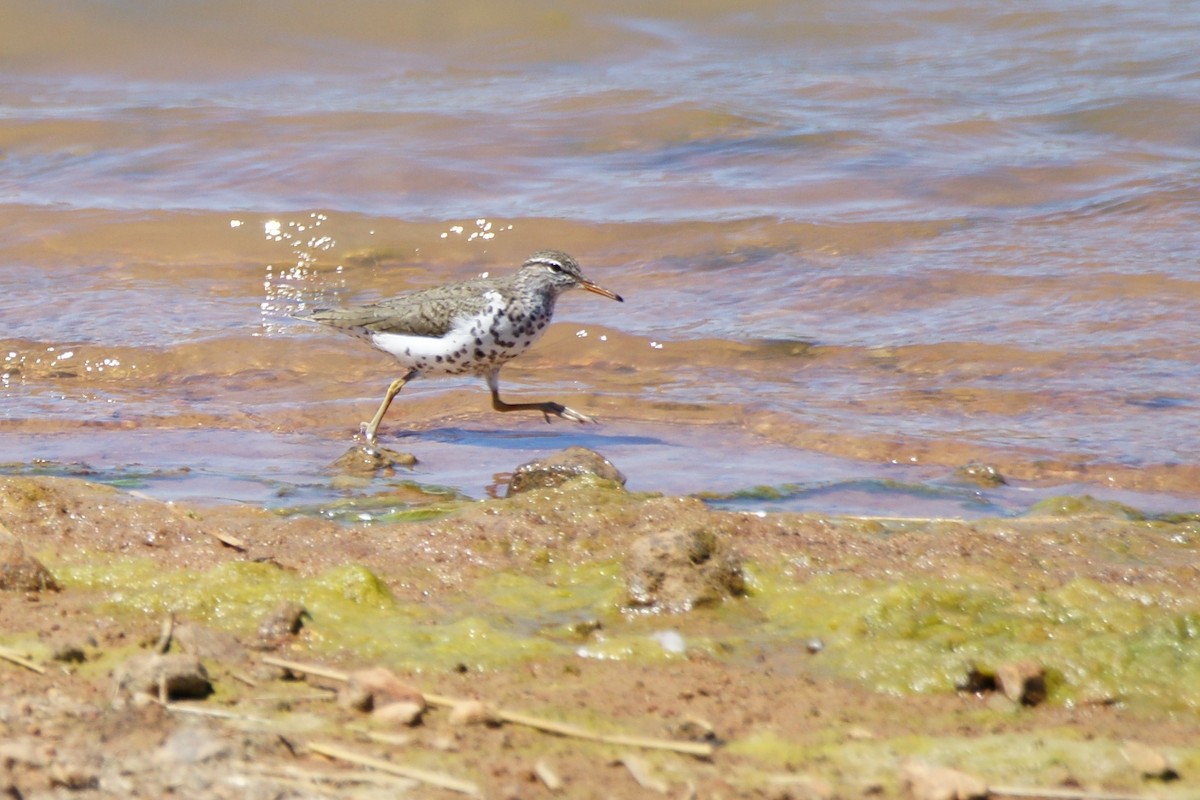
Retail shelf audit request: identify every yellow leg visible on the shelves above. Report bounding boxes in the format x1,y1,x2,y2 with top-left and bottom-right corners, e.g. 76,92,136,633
486,369,595,424
362,369,418,445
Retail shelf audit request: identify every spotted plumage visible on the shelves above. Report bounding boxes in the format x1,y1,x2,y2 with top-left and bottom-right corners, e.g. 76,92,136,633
301,249,623,444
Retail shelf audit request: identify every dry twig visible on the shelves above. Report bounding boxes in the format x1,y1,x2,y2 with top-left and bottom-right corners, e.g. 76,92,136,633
990,787,1150,800
0,645,45,674
261,656,716,758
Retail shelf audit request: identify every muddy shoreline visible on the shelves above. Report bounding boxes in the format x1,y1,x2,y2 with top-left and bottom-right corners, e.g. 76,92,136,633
2,453,1198,798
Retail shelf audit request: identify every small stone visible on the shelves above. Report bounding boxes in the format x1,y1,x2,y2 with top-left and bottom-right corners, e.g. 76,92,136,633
448,699,499,726
954,462,1007,487
671,715,717,743
51,641,87,664
174,623,247,664
1121,740,1178,780
625,527,745,613
373,700,425,726
255,601,309,647
996,660,1046,706
48,763,99,791
901,760,988,800
533,759,563,792
507,447,626,495
0,534,60,592
115,653,212,701
617,755,669,794
337,681,375,713
332,445,417,477
347,666,425,707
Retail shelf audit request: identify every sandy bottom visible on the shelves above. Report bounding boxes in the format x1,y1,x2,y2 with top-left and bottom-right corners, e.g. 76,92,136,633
1,461,1198,799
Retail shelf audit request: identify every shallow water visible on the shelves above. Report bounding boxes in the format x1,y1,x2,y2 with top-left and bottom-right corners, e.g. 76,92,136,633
3,1,1200,515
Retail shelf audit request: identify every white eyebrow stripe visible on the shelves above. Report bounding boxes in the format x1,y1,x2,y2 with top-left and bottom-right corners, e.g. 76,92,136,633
525,257,564,268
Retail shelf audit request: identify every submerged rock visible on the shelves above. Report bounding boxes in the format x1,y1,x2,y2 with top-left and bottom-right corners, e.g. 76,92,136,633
954,461,1007,487
331,444,417,477
507,447,626,496
625,527,745,613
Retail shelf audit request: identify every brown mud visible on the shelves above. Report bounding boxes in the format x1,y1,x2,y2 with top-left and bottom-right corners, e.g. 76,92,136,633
1,460,1199,799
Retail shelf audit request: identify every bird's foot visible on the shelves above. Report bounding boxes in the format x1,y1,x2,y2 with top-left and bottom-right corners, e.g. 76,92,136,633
358,421,380,448
543,403,596,424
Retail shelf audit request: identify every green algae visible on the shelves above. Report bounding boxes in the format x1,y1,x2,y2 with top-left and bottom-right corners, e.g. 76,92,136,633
1027,494,1145,519
50,555,626,670
274,480,466,523
58,559,402,632
47,551,732,671
727,728,1197,796
42,502,1200,714
746,567,1200,712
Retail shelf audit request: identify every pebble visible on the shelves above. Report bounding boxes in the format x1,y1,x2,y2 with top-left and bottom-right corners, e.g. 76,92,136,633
901,760,988,800
255,601,308,647
1121,740,1177,780
625,527,745,612
448,699,499,726
114,653,212,701
996,659,1046,706
507,447,626,495
0,531,60,592
373,700,425,726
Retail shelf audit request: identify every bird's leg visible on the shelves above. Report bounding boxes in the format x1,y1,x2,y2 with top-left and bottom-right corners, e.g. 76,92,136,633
361,368,419,445
486,369,595,424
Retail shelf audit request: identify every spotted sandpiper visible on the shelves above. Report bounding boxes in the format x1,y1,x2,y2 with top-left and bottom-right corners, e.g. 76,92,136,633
301,249,623,445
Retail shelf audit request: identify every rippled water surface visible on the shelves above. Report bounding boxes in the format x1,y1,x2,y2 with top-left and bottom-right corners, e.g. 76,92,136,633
3,1,1199,516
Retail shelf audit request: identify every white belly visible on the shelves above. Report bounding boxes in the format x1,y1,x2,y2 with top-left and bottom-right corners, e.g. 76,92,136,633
369,302,549,377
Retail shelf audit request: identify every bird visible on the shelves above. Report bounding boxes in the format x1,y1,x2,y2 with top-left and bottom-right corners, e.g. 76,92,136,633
300,249,623,445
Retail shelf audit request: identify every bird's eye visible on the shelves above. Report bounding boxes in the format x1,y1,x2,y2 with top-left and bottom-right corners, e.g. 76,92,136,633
548,262,563,273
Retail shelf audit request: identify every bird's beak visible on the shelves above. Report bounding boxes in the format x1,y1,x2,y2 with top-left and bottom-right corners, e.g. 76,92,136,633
581,279,624,303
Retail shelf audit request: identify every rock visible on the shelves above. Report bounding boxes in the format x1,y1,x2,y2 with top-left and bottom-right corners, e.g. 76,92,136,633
625,527,745,612
51,641,88,664
48,761,100,791
996,660,1046,706
331,445,417,477
347,666,425,707
954,462,1006,487
115,653,212,701
255,601,309,648
533,759,563,792
337,681,375,713
373,700,425,726
174,623,247,664
901,761,989,800
0,527,60,592
448,699,499,726
1121,740,1178,780
670,715,717,743
506,447,626,496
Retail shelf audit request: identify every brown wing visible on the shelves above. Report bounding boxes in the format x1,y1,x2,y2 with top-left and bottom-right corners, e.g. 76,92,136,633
304,277,501,338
